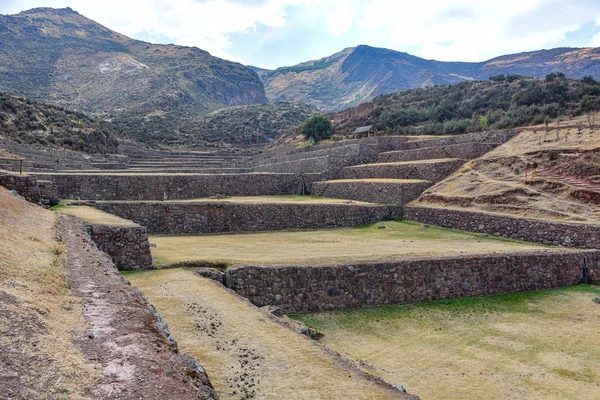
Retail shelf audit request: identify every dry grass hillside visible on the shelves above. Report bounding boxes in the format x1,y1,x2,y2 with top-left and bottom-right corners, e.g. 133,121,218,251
416,116,600,223
0,187,100,398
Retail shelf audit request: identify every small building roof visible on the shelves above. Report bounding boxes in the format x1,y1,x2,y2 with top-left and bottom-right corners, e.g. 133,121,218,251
352,125,374,134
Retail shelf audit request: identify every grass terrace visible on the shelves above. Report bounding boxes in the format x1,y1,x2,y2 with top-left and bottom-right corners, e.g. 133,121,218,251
126,269,401,399
53,204,138,227
149,220,553,268
292,285,600,400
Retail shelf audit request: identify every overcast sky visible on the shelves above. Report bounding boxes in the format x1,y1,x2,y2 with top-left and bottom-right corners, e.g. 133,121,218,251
2,0,600,69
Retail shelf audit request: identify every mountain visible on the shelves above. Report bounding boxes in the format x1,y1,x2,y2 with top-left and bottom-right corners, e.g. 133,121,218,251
0,7,267,146
0,91,119,153
259,45,600,112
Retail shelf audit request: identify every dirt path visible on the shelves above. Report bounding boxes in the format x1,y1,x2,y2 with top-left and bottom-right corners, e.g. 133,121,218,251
128,268,415,400
60,215,218,400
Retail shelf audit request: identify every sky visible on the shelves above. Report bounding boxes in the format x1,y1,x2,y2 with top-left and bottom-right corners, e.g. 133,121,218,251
2,0,600,69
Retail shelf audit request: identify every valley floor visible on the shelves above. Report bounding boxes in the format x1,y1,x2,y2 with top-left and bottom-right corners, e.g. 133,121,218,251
292,286,600,400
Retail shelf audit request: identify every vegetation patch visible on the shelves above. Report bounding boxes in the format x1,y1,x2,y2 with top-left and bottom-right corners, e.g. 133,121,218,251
292,285,600,400
0,91,118,153
335,75,600,136
148,221,549,268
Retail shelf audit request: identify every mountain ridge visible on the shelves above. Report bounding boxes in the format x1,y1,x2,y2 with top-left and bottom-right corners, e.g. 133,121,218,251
259,44,600,112
0,7,267,146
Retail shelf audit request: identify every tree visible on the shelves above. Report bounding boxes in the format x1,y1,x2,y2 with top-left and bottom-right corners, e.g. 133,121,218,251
555,113,563,141
300,115,332,142
581,95,599,134
582,75,598,86
479,116,489,131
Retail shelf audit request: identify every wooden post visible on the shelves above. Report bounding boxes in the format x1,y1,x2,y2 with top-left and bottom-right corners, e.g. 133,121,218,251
20,159,23,175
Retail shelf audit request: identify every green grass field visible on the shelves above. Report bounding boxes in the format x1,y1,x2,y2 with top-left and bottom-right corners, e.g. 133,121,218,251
148,220,554,268
291,285,600,400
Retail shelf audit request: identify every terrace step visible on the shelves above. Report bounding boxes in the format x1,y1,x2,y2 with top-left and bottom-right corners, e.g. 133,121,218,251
81,197,402,234
341,158,465,182
378,142,501,163
311,178,432,205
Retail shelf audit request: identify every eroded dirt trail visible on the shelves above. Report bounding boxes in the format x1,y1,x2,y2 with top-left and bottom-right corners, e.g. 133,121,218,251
60,215,217,400
128,268,413,400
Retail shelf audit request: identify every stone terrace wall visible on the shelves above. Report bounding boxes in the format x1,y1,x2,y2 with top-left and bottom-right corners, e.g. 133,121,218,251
341,159,465,182
312,179,431,205
378,142,501,163
85,223,153,270
42,173,322,200
88,201,402,234
0,173,41,203
224,251,600,313
404,130,518,150
405,205,600,249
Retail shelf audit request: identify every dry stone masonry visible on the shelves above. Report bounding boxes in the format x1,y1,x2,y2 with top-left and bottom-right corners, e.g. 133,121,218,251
0,173,41,204
84,222,153,270
224,251,600,313
86,201,403,234
40,172,322,200
405,205,600,249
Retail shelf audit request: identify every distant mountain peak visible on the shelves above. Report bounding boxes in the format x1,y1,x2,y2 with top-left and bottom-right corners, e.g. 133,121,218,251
260,44,600,112
17,7,80,16
0,7,267,147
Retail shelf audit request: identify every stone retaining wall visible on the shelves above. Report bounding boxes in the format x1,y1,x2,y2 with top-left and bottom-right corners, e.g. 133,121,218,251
40,172,322,200
0,173,41,204
37,180,60,208
88,201,402,234
85,222,153,270
404,205,600,248
312,179,431,205
378,142,500,163
224,251,600,313
403,130,517,150
341,159,465,182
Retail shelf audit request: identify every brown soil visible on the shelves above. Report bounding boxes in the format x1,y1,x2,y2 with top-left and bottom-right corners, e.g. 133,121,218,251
416,126,600,223
59,215,218,400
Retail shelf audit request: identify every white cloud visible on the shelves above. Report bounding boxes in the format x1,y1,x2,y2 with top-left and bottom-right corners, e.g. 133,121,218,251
1,0,299,63
2,0,600,66
359,0,600,62
326,0,356,36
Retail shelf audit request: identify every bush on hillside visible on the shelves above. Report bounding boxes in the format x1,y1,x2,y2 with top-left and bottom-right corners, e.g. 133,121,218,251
300,115,333,142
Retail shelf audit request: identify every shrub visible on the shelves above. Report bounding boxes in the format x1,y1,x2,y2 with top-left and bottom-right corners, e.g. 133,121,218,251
300,115,332,142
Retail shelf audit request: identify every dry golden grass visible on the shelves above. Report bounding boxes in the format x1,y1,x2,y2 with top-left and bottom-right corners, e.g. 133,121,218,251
56,205,138,227
149,221,550,268
293,285,600,400
417,119,600,223
490,117,600,158
0,188,99,398
127,268,401,400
